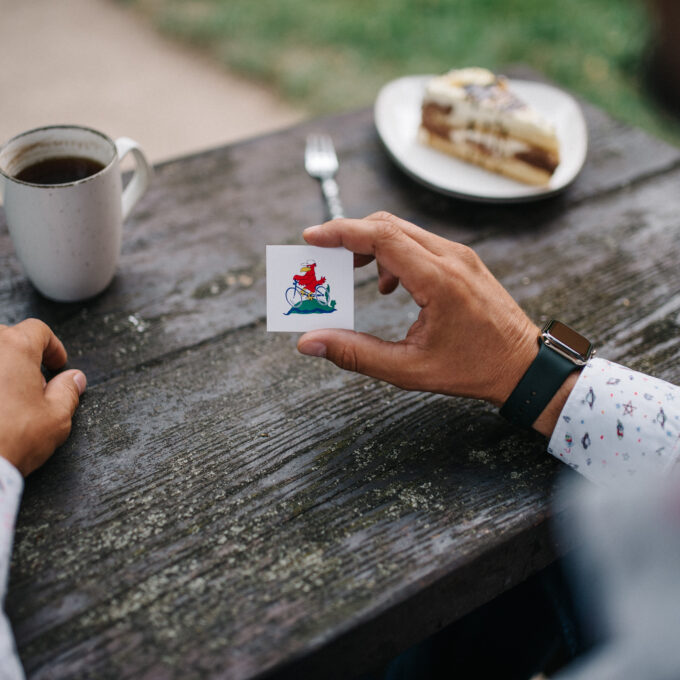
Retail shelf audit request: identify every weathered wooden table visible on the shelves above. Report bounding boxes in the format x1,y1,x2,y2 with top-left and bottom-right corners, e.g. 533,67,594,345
2,82,680,679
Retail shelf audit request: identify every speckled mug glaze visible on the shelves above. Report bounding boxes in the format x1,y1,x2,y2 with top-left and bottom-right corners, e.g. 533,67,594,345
0,125,151,302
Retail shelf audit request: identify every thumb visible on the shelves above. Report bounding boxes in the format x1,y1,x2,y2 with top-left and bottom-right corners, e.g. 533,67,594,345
44,369,87,421
298,329,419,389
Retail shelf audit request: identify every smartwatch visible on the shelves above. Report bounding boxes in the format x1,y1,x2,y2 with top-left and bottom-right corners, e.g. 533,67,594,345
500,320,595,428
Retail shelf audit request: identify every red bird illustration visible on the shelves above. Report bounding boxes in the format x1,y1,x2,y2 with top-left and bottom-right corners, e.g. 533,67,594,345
293,261,325,294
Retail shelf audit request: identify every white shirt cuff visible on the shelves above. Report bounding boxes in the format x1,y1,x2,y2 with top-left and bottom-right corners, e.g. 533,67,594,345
548,357,680,485
0,457,23,596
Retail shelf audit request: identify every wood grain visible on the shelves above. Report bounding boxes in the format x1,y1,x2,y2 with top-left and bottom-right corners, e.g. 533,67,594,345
1,93,680,678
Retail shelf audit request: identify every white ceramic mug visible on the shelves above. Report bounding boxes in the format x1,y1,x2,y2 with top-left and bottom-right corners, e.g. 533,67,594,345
0,125,152,302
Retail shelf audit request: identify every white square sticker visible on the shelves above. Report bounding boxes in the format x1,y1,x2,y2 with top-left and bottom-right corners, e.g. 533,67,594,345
266,245,354,332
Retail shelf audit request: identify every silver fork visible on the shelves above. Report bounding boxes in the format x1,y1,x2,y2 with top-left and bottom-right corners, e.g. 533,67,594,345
304,133,345,219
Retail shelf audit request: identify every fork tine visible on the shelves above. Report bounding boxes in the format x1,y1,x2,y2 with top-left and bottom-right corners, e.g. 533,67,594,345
305,134,321,162
321,134,334,156
308,133,321,152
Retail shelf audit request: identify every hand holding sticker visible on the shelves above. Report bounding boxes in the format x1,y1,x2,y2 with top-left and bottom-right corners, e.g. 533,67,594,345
296,212,539,409
266,245,353,332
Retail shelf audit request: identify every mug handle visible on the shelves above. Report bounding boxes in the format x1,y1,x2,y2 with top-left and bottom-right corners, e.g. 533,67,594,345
115,137,153,221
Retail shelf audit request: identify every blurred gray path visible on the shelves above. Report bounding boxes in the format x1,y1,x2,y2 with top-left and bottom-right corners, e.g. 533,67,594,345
0,0,305,163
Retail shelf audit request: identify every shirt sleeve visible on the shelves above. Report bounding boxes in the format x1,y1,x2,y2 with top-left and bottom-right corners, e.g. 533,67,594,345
548,357,680,486
0,456,25,680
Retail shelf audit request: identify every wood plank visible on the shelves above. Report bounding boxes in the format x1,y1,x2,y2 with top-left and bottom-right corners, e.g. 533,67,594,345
1,104,678,388
8,165,680,678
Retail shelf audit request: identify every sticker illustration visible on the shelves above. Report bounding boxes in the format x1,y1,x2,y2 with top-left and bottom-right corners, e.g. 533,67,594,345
285,260,337,315
266,245,353,332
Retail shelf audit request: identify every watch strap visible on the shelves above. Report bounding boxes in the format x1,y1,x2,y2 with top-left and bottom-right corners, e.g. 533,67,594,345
499,342,579,428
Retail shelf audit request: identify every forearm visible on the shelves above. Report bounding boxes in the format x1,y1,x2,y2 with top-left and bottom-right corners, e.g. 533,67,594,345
0,457,25,680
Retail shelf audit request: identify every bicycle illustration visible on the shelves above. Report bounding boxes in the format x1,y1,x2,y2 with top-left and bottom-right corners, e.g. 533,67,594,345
285,280,330,309
284,260,336,315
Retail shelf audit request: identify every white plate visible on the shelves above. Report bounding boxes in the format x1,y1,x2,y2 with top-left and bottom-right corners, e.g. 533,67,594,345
374,75,588,202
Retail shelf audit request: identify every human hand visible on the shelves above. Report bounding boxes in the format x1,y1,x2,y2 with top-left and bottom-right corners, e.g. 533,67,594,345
0,319,86,476
297,212,539,408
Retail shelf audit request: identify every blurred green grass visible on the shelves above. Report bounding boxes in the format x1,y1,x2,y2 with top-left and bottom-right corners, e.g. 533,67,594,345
124,0,680,146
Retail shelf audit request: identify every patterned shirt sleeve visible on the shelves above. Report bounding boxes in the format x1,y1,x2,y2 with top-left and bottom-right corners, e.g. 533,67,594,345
548,357,680,486
0,456,25,680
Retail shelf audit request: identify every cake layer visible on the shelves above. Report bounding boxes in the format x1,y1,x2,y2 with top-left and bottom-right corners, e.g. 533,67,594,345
421,103,559,176
419,127,553,186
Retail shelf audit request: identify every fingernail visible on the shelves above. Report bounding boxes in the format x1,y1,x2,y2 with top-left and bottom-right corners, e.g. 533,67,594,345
303,225,322,237
298,341,326,358
73,372,87,395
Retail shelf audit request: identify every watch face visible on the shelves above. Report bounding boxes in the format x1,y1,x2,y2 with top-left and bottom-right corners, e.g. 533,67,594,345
542,320,593,363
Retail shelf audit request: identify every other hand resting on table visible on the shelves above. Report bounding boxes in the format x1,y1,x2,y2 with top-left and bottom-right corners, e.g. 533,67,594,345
0,319,86,476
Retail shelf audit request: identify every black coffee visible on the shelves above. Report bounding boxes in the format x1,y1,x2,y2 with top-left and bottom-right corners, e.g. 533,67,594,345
14,156,105,185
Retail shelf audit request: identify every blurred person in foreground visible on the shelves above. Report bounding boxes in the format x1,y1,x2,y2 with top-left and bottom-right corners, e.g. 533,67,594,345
549,475,680,680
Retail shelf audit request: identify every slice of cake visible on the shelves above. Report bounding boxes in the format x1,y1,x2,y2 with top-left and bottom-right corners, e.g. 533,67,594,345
419,68,560,185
